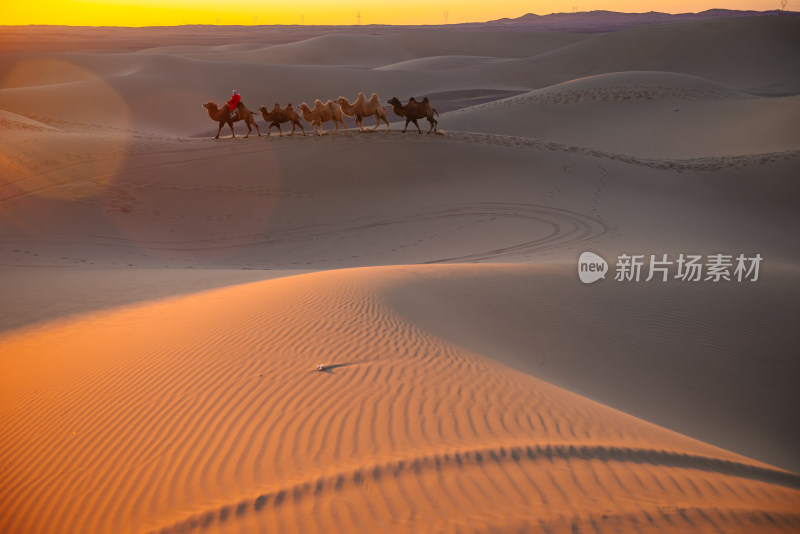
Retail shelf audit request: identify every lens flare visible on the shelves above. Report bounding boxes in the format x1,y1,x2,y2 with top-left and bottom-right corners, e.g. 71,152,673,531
0,58,131,202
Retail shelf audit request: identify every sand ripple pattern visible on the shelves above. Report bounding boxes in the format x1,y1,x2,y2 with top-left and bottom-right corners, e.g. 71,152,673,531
1,266,798,534
151,443,800,534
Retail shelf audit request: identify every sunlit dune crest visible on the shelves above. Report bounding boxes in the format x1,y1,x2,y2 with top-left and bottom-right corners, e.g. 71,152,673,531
1,266,799,533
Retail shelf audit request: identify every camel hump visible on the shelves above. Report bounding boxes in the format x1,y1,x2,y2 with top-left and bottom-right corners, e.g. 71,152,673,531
422,97,429,103
409,97,418,103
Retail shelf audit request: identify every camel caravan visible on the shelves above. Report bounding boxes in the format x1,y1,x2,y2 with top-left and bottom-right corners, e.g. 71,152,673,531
202,89,439,139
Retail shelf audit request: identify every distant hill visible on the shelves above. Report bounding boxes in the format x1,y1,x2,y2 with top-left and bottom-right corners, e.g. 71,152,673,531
483,9,798,32
2,9,798,53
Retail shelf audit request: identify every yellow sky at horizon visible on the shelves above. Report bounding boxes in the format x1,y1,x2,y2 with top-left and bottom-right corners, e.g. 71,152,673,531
2,0,785,26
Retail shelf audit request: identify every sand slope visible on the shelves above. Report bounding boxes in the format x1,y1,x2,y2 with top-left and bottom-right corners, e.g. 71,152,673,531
1,265,799,534
471,17,800,92
443,71,800,158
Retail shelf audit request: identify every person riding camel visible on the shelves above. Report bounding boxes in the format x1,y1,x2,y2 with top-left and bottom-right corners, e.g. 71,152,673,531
227,90,242,120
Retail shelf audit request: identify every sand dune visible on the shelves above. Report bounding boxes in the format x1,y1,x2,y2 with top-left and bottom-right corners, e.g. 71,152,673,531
472,17,800,92
2,51,422,136
212,34,413,66
387,264,800,472
4,128,796,271
1,266,798,534
376,55,509,72
212,31,585,67
2,15,799,534
3,18,797,139
443,71,800,158
0,109,63,132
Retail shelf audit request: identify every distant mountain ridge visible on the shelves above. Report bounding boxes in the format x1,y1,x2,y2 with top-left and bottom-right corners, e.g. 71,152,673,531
2,8,798,53
484,8,798,32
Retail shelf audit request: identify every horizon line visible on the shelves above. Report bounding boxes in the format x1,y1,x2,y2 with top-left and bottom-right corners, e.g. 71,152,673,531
1,8,793,29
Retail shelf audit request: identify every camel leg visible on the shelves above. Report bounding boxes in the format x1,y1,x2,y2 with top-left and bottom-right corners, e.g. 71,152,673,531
403,118,410,133
296,120,305,136
412,118,421,134
215,121,224,139
373,112,389,132
276,122,283,137
339,118,348,134
316,120,325,136
253,118,262,137
244,120,251,138
229,121,236,138
427,116,437,133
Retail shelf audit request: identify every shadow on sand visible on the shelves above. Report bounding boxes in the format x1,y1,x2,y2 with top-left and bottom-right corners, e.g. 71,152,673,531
314,360,377,374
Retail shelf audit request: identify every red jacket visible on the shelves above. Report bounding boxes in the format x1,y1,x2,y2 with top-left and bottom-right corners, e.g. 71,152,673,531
227,94,241,110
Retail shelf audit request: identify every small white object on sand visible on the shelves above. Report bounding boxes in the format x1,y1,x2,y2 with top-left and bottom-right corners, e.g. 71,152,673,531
316,364,326,371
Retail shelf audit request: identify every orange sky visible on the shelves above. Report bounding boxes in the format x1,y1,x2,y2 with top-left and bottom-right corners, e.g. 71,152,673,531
3,1,784,26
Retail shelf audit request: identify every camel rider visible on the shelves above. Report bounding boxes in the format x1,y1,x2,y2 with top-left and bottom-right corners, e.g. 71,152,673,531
227,90,241,120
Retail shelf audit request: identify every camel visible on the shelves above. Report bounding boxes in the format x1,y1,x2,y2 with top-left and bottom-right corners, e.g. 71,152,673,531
335,96,361,130
387,96,439,134
337,92,390,132
258,103,306,136
298,100,348,136
202,101,261,139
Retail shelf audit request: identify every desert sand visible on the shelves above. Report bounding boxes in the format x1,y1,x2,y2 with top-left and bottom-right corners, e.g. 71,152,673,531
1,15,799,534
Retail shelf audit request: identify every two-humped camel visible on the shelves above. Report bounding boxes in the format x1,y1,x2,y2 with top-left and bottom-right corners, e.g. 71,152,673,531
337,92,390,132
386,97,439,134
258,103,306,136
298,100,348,136
202,101,261,139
